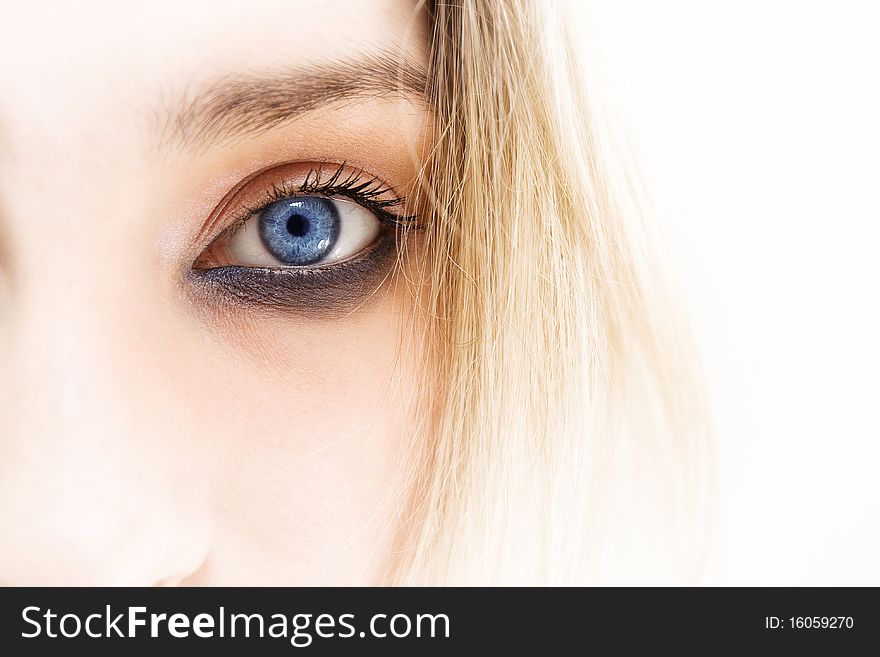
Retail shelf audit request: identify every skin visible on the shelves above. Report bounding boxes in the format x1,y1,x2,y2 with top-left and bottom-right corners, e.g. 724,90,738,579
0,0,432,585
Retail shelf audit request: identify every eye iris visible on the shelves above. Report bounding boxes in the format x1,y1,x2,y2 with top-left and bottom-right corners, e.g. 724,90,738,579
258,197,340,265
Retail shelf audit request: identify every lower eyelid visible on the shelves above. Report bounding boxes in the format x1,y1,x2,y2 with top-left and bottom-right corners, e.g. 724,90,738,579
187,228,399,316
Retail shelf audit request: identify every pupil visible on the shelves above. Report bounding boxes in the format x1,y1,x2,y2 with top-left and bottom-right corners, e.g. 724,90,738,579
286,214,309,237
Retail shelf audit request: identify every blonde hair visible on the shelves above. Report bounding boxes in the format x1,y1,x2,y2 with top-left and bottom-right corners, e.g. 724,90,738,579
391,0,711,585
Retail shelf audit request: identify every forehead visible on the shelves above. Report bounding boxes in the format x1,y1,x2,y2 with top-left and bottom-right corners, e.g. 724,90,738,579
0,0,427,148
0,0,423,69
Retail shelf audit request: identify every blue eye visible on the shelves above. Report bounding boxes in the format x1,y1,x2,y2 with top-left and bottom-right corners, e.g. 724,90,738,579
258,197,340,266
218,194,382,269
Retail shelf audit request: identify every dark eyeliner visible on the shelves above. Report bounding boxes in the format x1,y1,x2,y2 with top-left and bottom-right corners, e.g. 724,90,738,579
190,220,403,316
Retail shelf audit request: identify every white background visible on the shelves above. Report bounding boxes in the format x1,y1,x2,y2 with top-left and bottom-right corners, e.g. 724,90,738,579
590,0,880,584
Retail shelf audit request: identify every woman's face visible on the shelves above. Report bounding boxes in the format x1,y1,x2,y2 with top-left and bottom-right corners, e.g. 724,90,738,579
0,0,432,584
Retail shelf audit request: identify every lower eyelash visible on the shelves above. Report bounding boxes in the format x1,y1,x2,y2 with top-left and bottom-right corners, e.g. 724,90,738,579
188,226,400,316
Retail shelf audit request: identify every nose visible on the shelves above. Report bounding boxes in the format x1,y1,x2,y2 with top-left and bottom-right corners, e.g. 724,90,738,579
0,279,213,585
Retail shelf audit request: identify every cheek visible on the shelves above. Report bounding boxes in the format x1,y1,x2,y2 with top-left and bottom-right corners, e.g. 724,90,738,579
176,287,425,585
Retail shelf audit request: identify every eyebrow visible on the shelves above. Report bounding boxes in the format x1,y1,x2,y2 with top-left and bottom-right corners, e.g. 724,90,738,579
157,52,429,151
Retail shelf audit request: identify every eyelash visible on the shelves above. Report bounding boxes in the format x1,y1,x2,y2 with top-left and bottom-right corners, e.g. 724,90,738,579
220,162,418,243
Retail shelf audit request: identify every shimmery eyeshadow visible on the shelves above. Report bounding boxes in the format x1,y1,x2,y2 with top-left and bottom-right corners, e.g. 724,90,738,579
187,227,399,317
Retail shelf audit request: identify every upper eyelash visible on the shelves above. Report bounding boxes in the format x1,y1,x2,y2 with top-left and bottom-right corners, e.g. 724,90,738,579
222,162,419,240
298,163,415,220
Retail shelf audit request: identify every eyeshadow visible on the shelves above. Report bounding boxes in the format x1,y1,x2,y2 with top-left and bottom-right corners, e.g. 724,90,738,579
187,227,400,318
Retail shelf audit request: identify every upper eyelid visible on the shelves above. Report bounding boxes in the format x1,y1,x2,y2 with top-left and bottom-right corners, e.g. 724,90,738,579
196,161,416,248
220,186,397,245
225,170,415,238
